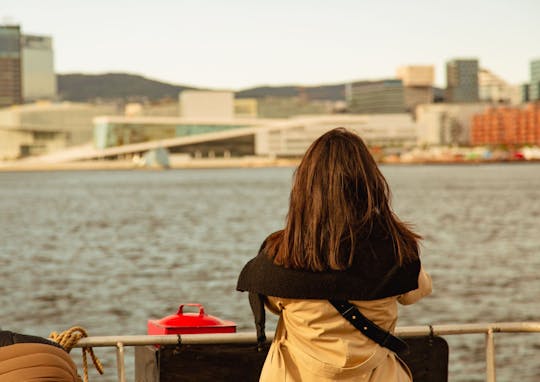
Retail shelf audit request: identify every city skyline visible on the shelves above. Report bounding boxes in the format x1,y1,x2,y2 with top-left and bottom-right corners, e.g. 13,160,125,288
2,0,540,90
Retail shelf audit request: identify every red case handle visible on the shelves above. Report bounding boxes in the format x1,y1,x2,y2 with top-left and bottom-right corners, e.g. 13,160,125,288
177,303,205,316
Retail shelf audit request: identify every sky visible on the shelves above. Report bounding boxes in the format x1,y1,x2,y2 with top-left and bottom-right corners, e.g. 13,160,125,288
2,0,539,90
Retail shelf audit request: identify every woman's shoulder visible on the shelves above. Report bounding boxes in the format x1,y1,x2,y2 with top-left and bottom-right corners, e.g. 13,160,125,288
258,230,283,254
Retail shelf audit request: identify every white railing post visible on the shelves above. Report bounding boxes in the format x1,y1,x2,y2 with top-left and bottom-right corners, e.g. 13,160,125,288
485,328,496,382
116,342,126,382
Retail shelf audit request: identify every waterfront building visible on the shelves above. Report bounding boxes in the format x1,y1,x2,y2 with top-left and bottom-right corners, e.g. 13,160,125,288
478,68,520,105
21,34,57,101
92,114,418,159
257,114,417,156
94,116,255,156
396,65,434,112
446,59,479,103
180,91,235,119
471,103,540,146
347,79,406,114
0,102,118,159
0,25,23,108
530,58,540,101
416,103,488,146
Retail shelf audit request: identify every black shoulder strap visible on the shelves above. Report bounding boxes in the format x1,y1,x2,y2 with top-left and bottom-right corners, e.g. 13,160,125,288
329,300,409,355
248,292,267,351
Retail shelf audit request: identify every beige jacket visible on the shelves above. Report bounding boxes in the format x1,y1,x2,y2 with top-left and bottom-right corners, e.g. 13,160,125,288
260,268,432,381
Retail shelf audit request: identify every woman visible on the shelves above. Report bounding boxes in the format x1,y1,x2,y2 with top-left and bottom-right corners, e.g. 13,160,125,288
237,128,432,381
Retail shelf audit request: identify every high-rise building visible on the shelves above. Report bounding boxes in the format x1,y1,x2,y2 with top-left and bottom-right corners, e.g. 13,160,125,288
396,65,434,112
446,59,479,103
0,25,23,108
347,79,406,114
21,34,56,101
530,58,540,101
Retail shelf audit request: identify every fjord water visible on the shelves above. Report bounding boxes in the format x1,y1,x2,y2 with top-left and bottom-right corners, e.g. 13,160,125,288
1,164,539,381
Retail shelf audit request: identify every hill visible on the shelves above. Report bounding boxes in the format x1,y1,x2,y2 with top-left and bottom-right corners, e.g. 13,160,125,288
57,73,199,102
57,73,346,102
236,84,345,101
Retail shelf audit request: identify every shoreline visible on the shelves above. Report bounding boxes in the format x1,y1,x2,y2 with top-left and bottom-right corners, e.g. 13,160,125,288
0,157,301,172
0,157,538,172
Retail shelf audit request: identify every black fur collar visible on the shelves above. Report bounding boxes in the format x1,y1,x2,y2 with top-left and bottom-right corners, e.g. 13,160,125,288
237,231,420,300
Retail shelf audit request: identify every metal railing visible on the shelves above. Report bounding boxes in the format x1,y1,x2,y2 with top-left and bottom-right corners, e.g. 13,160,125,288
74,321,540,382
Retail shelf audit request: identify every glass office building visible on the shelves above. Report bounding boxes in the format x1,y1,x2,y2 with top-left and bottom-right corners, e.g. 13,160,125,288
446,59,479,103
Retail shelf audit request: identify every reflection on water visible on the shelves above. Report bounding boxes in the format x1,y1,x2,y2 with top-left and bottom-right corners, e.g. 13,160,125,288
1,164,539,381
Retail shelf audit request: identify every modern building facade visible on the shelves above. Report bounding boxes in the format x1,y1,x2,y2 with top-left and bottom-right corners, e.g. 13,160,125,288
0,25,23,108
397,65,435,112
21,34,56,101
478,68,520,105
416,103,488,146
347,79,406,114
256,114,417,156
0,102,118,159
92,114,418,159
93,116,256,151
0,25,57,107
471,103,540,146
446,59,479,103
530,58,540,101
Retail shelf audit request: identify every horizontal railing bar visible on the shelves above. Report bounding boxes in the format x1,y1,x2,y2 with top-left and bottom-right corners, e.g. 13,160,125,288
74,332,260,347
396,322,540,336
74,322,540,348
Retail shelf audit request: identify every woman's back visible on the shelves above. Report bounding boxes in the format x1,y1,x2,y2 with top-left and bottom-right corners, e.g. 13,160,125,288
260,267,431,381
261,297,408,381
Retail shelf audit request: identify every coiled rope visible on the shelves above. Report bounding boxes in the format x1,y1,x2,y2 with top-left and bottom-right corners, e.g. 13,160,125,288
49,326,104,382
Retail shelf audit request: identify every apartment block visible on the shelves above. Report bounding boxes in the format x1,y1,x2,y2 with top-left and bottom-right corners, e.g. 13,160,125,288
471,103,540,145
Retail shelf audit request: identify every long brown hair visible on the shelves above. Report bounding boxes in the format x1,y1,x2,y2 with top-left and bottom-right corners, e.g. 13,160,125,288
267,127,420,271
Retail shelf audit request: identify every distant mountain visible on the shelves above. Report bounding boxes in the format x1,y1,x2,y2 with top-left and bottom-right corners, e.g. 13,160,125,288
57,73,346,102
236,84,346,101
57,73,199,102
